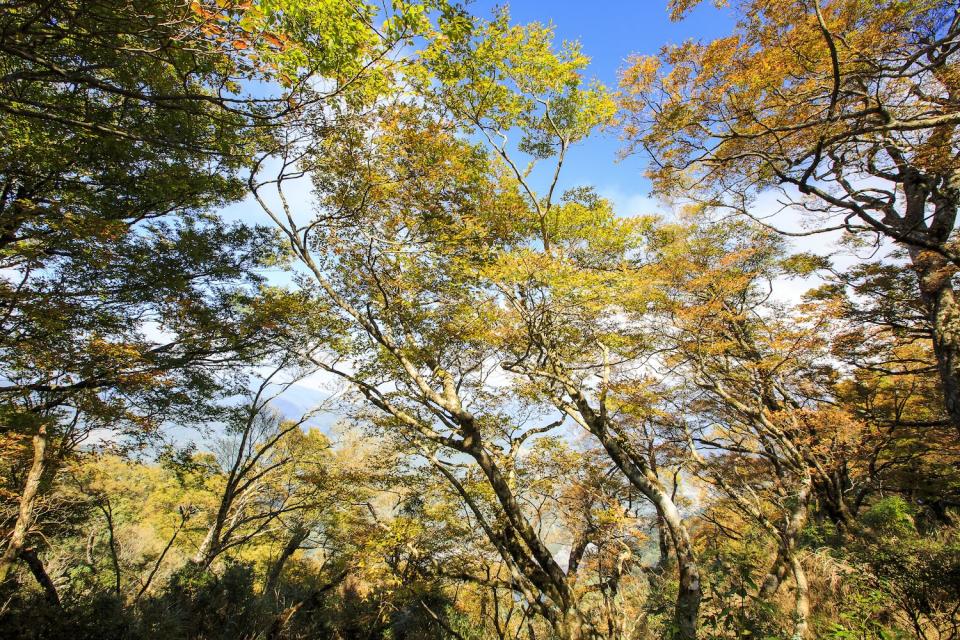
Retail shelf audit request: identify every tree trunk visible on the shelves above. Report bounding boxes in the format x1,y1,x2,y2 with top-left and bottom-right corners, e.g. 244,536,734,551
98,498,121,595
812,475,853,536
762,476,811,598
592,431,701,640
911,247,960,431
192,518,223,567
759,548,790,598
789,556,809,640
19,547,60,607
656,494,701,640
0,423,49,583
263,525,309,598
655,513,674,575
136,506,190,602
469,437,573,612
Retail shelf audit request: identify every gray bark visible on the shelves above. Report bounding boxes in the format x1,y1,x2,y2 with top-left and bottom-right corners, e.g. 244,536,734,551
0,423,49,583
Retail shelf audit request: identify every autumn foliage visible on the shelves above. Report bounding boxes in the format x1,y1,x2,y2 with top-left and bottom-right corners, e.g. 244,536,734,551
0,1,958,639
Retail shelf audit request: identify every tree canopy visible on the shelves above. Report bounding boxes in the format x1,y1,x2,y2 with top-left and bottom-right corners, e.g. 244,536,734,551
1,1,959,640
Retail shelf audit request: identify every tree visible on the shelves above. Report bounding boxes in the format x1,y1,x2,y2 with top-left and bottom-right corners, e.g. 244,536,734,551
640,222,839,638
811,262,960,526
3,2,960,638
190,365,334,569
620,0,960,428
0,0,419,589
416,13,705,639
0,221,296,584
256,101,601,637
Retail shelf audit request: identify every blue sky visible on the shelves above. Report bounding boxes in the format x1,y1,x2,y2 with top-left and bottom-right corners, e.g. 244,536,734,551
465,0,736,218
224,1,736,228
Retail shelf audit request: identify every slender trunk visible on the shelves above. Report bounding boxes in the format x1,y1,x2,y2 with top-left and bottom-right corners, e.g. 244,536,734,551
0,424,49,582
910,248,960,431
263,525,309,598
136,506,190,602
98,498,121,595
194,483,247,567
592,431,700,640
789,556,809,640
192,521,220,567
469,437,572,612
19,548,60,607
419,597,468,640
759,547,790,597
457,429,594,638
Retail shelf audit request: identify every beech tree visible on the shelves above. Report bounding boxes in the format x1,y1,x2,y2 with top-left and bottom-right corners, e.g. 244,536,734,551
190,365,334,569
2,2,960,639
642,223,837,639
247,11,634,635
254,99,595,637
620,0,960,428
0,0,431,592
416,12,705,639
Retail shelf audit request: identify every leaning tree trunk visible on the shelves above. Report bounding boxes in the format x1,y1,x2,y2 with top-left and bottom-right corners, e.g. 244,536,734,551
19,547,60,607
0,423,49,583
592,430,701,640
263,524,309,598
192,522,220,567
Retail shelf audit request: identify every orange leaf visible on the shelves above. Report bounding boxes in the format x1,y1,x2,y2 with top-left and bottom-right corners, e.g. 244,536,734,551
262,32,283,48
